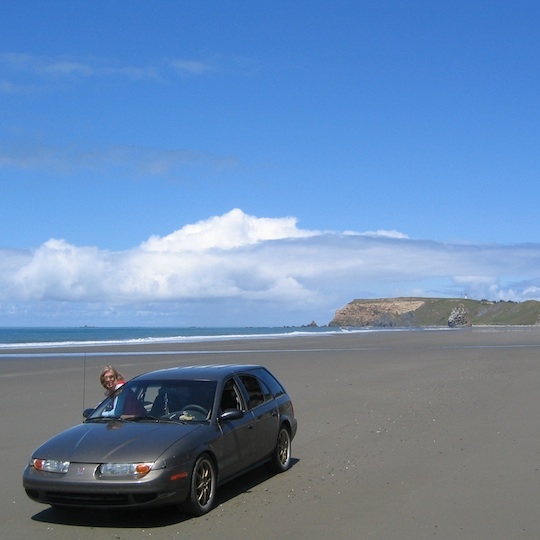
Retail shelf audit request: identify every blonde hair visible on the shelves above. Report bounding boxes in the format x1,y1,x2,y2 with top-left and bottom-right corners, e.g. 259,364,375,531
99,365,123,388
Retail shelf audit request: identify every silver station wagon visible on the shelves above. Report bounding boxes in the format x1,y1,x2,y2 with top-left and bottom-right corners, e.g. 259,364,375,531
23,364,297,516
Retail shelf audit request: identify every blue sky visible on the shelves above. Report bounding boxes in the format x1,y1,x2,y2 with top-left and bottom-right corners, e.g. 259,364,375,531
1,1,540,326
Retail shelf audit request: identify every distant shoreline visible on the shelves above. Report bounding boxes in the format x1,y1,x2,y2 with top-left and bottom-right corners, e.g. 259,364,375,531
1,324,539,358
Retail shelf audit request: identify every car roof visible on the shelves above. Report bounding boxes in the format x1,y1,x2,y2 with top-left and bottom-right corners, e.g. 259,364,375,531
132,364,264,382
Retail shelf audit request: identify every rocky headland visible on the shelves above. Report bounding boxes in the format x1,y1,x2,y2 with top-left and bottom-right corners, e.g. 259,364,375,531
328,297,540,328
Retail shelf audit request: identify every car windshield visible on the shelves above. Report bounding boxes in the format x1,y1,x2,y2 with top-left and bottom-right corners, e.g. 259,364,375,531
88,379,217,423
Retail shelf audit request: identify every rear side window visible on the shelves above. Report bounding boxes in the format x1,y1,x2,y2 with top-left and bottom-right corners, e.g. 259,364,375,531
258,378,272,402
254,368,286,398
239,375,265,409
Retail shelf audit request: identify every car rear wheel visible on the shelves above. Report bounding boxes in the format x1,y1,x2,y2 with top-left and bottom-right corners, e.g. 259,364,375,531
267,425,292,473
184,454,216,516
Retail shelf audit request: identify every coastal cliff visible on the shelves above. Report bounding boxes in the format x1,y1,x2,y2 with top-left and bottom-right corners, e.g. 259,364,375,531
328,297,540,327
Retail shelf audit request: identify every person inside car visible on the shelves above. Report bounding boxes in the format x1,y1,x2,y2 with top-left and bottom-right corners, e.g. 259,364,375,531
99,365,125,397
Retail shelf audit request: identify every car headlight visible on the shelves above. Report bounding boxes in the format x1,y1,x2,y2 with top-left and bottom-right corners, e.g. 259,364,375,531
98,462,153,478
31,458,70,474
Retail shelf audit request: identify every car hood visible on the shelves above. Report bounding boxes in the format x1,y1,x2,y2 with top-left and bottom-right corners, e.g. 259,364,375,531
32,421,202,463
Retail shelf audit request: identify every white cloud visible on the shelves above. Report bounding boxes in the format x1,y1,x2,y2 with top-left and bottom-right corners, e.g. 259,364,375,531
0,52,219,83
38,60,94,76
0,142,236,178
0,79,29,94
523,286,540,296
171,59,212,75
343,229,409,239
1,209,540,325
0,52,159,81
141,208,317,251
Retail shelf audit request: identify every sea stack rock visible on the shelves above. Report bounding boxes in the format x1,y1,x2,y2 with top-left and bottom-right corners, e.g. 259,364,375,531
448,303,470,327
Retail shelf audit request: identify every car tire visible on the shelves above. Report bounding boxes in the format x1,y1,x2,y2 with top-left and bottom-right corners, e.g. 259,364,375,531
267,425,292,473
184,454,216,516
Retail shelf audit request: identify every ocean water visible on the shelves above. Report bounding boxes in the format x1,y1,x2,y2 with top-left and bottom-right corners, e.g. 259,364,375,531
0,326,355,349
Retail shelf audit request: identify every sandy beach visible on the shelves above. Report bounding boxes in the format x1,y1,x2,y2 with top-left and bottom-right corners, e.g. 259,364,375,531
3,327,540,539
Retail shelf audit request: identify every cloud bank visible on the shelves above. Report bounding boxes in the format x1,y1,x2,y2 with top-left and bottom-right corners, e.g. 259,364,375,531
1,209,539,326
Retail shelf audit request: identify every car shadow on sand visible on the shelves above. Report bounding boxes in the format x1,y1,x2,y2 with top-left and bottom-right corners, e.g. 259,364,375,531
31,459,299,528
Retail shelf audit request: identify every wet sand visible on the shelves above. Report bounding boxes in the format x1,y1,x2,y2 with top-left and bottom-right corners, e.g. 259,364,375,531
3,327,540,539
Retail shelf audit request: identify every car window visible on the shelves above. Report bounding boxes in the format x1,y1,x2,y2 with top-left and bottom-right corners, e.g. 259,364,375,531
254,368,286,397
97,380,216,420
258,378,272,402
135,384,160,407
91,385,146,418
238,375,265,409
220,378,244,411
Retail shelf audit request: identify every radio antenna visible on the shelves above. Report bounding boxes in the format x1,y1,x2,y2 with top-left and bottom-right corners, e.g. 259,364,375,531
82,351,87,412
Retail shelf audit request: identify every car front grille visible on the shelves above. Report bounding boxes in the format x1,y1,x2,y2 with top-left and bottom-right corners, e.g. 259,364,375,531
26,489,158,507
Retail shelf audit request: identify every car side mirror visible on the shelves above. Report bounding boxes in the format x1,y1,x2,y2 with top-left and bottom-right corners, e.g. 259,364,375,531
219,408,244,422
83,408,95,419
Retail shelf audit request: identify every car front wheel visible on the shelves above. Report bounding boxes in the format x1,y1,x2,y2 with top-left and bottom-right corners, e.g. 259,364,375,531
184,454,216,516
267,425,292,473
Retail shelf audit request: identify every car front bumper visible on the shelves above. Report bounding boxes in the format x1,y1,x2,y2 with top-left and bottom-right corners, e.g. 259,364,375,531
23,461,191,508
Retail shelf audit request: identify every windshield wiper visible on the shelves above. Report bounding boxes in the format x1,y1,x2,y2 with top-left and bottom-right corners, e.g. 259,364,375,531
124,415,160,422
85,416,122,423
123,414,186,423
